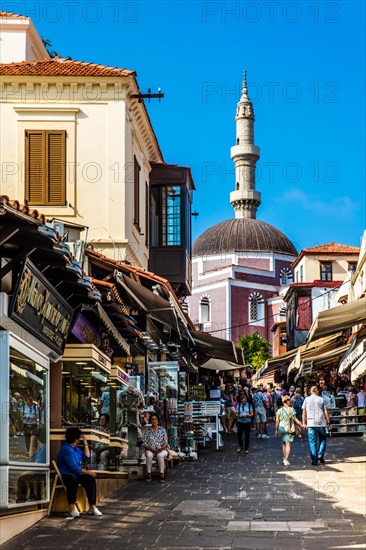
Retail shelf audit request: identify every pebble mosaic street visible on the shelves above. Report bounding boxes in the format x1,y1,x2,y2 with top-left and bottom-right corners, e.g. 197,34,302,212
4,428,366,550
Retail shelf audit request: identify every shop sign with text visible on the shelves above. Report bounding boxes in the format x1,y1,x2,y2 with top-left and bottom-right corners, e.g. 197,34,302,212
9,259,73,356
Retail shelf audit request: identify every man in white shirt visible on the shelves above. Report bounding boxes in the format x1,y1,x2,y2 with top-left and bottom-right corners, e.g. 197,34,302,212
357,387,366,408
302,386,330,466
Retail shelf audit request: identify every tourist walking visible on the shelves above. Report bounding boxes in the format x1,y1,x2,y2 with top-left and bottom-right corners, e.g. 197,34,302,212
275,395,303,466
221,384,235,434
302,386,331,466
253,386,269,438
236,394,254,454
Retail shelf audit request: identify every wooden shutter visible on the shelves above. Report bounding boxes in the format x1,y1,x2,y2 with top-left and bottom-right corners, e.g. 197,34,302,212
47,131,66,205
25,130,66,206
25,130,46,205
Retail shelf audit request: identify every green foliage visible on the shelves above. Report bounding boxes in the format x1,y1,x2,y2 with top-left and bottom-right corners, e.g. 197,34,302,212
238,332,271,371
41,37,59,58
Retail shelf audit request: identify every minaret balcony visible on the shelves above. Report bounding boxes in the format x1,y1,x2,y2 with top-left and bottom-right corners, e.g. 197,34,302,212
230,190,261,204
230,144,260,161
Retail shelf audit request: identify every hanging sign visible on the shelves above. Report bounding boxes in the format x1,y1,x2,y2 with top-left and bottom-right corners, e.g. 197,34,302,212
9,259,73,358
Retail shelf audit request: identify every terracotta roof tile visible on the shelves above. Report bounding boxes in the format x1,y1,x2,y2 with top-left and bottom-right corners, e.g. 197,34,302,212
0,195,47,223
86,249,195,329
0,11,29,19
302,242,360,254
0,57,135,77
291,241,360,267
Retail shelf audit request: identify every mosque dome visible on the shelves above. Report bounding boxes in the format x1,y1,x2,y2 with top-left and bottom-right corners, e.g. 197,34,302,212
192,218,297,257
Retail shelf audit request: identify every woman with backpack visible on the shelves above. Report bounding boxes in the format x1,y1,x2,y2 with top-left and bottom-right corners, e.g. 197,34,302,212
275,395,304,466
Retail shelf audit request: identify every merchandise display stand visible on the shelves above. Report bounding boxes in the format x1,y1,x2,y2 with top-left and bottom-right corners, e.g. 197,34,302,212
329,407,366,435
177,401,223,452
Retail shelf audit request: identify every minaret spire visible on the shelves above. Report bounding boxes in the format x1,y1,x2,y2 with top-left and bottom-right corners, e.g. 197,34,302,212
230,69,261,219
241,68,248,97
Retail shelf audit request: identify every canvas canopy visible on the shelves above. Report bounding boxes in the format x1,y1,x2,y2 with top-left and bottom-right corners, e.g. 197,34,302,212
307,297,366,343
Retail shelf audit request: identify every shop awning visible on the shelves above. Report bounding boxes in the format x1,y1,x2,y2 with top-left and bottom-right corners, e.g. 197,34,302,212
200,357,242,371
303,344,350,367
294,344,350,381
307,297,366,343
339,327,366,375
189,330,238,364
115,272,179,332
96,303,130,355
260,333,344,379
256,349,298,379
351,355,366,382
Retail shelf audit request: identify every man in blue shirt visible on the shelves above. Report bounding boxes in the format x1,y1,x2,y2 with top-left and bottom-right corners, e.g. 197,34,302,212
56,427,102,518
236,394,254,454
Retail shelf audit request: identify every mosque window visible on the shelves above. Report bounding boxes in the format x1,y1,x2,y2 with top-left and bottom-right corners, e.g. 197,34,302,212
200,296,210,324
280,267,293,286
249,292,264,325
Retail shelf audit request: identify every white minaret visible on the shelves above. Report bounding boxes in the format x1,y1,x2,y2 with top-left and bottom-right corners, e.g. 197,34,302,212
230,69,261,219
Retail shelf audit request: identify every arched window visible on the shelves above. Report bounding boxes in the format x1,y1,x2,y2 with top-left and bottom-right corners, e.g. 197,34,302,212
280,267,293,286
200,296,210,324
249,292,264,326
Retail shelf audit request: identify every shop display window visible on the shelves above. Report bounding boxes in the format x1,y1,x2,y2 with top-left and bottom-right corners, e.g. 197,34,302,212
61,361,110,427
179,372,188,400
148,362,179,400
0,332,49,508
0,333,49,467
8,348,48,464
6,467,49,506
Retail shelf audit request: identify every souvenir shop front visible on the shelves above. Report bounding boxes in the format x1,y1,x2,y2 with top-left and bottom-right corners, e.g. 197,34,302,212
0,260,73,535
50,344,130,470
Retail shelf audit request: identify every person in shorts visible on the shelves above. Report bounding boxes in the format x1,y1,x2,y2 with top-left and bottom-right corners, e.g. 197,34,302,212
253,386,268,439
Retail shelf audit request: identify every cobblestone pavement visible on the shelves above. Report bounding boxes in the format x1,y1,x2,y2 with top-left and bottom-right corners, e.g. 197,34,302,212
4,426,366,550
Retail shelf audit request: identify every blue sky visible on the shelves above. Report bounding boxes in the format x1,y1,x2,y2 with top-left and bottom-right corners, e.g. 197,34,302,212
6,0,365,251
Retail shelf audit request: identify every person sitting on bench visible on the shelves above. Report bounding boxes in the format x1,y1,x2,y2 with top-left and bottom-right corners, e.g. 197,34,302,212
56,427,102,518
143,413,168,483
